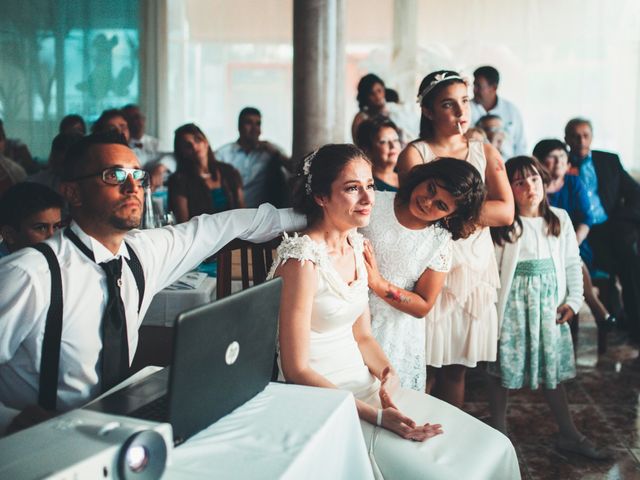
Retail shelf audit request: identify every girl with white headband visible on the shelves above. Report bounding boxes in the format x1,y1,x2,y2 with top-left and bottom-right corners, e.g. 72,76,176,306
396,70,514,408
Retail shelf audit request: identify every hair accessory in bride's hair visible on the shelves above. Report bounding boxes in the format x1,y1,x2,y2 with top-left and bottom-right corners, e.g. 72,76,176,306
416,72,466,105
302,149,318,195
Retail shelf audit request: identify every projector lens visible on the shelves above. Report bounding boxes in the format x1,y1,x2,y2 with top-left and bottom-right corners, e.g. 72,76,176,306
118,430,167,480
126,445,149,472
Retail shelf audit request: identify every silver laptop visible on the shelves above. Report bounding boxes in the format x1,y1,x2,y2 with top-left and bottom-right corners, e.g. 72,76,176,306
86,278,282,445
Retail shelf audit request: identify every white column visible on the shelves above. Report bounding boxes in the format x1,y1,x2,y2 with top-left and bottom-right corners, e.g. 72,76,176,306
391,0,418,103
292,0,345,161
140,0,169,145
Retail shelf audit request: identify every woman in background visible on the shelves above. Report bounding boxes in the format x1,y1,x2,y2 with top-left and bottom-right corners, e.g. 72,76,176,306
169,123,243,223
355,117,401,192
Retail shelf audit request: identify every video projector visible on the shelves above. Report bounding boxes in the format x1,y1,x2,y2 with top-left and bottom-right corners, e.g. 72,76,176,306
0,408,172,480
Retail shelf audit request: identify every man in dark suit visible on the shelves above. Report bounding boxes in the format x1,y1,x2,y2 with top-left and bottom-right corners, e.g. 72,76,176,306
565,117,640,342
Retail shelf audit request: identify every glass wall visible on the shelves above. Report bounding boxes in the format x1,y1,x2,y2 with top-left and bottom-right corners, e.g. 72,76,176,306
0,0,140,159
166,0,293,154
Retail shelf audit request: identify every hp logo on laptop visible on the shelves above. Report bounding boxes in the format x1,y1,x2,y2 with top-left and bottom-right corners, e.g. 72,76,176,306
225,341,240,365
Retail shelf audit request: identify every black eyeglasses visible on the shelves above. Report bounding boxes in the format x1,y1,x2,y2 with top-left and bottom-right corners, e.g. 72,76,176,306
73,167,149,187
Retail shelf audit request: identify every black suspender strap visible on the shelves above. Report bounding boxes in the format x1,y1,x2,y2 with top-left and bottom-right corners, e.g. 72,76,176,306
31,243,63,411
64,227,95,260
31,228,147,410
125,246,145,313
64,227,145,313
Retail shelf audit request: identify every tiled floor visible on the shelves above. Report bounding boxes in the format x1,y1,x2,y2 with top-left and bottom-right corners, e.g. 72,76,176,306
464,308,640,480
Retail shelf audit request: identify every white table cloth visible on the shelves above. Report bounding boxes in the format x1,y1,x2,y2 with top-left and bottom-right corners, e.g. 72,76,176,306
143,277,217,327
166,383,374,480
143,277,247,327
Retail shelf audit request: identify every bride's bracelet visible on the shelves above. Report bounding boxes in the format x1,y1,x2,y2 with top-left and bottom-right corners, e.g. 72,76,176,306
376,408,383,427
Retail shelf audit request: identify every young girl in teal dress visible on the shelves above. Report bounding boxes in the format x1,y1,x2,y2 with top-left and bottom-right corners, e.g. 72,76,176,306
488,156,611,460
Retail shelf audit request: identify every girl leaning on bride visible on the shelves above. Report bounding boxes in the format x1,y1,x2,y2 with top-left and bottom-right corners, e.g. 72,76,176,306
267,144,520,479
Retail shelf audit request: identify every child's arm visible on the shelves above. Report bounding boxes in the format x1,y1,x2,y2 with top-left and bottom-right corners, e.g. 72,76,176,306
479,143,515,227
363,240,447,318
557,210,584,323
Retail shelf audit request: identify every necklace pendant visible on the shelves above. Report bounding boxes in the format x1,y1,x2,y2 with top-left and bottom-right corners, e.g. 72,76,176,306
117,278,123,288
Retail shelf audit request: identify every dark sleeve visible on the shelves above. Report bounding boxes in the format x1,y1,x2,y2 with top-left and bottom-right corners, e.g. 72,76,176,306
612,155,640,222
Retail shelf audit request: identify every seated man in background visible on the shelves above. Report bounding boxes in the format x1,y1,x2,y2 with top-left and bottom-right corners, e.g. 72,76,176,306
470,66,526,158
216,107,291,208
565,117,640,343
0,182,64,257
0,119,39,175
28,133,83,195
0,121,28,193
477,114,507,158
91,109,131,143
122,104,161,168
0,131,305,435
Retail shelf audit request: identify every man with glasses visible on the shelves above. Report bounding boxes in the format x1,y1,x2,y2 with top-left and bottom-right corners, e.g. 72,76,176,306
0,132,305,435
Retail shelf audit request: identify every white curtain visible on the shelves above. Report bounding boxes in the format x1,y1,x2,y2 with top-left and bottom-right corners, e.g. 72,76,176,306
163,0,640,168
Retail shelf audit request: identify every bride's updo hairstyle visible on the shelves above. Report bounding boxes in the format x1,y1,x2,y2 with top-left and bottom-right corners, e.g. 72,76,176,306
417,70,467,140
396,158,485,240
292,143,371,226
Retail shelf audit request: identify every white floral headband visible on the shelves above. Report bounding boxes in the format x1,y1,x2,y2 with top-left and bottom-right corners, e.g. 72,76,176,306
302,149,318,195
416,72,467,105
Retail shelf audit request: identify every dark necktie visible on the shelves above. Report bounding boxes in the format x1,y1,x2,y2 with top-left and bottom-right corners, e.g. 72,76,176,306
99,257,130,392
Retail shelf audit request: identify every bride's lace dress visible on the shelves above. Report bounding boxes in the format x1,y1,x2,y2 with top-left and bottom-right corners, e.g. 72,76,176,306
360,191,452,391
268,232,520,480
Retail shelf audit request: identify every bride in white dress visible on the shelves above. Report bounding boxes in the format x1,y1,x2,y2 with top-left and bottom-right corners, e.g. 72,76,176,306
268,144,520,479
360,158,486,391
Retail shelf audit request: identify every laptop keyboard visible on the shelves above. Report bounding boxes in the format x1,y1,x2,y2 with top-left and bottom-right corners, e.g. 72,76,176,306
129,394,169,422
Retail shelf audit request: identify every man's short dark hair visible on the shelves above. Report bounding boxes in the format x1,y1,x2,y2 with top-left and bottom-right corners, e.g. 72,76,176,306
474,66,500,86
61,131,129,181
477,114,502,125
238,107,261,128
0,182,64,229
91,108,126,134
564,117,593,137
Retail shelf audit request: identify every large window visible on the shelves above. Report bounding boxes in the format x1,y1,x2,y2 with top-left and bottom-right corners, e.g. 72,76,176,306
0,0,140,159
166,0,293,153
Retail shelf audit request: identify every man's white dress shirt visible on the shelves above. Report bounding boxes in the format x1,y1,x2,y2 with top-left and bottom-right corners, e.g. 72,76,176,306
470,96,527,158
215,141,286,208
0,205,305,433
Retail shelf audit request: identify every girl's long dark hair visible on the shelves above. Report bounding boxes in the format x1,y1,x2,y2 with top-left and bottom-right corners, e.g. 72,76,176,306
491,156,561,246
396,158,486,240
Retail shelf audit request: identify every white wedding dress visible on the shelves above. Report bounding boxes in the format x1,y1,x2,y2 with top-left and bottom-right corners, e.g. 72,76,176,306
269,232,520,480
360,191,452,391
